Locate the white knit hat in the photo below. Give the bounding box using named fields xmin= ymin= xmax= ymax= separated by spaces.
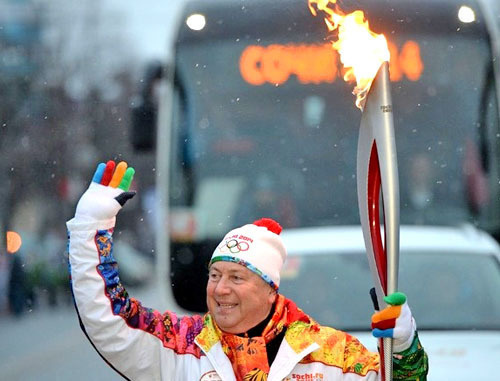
xmin=209 ymin=218 xmax=287 ymax=290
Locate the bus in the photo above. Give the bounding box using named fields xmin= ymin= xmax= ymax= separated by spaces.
xmin=131 ymin=0 xmax=500 ymax=313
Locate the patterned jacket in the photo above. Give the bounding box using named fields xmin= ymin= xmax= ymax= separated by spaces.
xmin=67 ymin=217 xmax=427 ymax=381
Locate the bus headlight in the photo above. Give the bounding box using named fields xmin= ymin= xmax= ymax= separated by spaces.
xmin=458 ymin=6 xmax=475 ymax=23
xmin=186 ymin=13 xmax=206 ymax=31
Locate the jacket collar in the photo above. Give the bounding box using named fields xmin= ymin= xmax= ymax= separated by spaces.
xmin=195 ymin=315 xmax=236 ymax=381
xmin=267 ymin=320 xmax=321 ymax=381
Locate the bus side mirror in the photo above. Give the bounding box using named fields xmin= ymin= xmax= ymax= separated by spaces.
xmin=131 ymin=99 xmax=157 ymax=151
xmin=130 ymin=61 xmax=164 ymax=152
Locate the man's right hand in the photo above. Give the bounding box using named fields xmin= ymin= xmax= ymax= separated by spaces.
xmin=74 ymin=160 xmax=135 ymax=222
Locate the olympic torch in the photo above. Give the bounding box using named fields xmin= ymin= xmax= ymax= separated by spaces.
xmin=308 ymin=1 xmax=399 ymax=380
xmin=357 ymin=61 xmax=399 ymax=381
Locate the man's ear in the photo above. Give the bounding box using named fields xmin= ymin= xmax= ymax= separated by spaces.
xmin=268 ymin=288 xmax=277 ymax=301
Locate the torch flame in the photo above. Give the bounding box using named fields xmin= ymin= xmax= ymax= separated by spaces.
xmin=309 ymin=0 xmax=390 ymax=109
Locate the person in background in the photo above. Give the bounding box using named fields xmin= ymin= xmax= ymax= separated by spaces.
xmin=67 ymin=160 xmax=428 ymax=380
xmin=8 ymin=254 xmax=28 ymax=316
xmin=234 ymin=172 xmax=300 ymax=229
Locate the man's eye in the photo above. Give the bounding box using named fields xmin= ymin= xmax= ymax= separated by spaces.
xmin=209 ymin=273 xmax=220 ymax=280
xmin=232 ymin=275 xmax=243 ymax=282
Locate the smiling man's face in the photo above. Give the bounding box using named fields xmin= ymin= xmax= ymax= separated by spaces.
xmin=206 ymin=261 xmax=276 ymax=334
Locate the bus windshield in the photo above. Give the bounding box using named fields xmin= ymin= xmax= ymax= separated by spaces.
xmin=161 ymin=0 xmax=500 ymax=312
xmin=168 ymin=29 xmax=499 ymax=240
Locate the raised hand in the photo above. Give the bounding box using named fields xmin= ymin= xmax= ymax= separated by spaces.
xmin=75 ymin=160 xmax=136 ymax=222
xmin=371 ymin=292 xmax=416 ymax=352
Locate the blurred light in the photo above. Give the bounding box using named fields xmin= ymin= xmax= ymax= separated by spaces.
xmin=186 ymin=14 xmax=206 ymax=31
xmin=6 ymin=231 xmax=22 ymax=254
xmin=458 ymin=6 xmax=475 ymax=23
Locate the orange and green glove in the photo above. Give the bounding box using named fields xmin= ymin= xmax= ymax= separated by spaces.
xmin=75 ymin=160 xmax=136 ymax=221
xmin=371 ymin=291 xmax=416 ymax=352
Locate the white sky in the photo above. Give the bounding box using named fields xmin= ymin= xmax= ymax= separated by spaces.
xmin=104 ymin=0 xmax=187 ymax=62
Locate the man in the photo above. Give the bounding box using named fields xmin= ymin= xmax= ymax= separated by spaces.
xmin=67 ymin=160 xmax=428 ymax=380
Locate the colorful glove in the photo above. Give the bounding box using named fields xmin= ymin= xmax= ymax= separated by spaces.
xmin=371 ymin=292 xmax=416 ymax=352
xmin=75 ymin=160 xmax=136 ymax=222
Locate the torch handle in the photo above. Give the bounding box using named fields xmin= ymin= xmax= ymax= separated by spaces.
xmin=383 ymin=338 xmax=393 ymax=380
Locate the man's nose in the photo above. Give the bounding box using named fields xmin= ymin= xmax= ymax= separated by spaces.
xmin=214 ymin=277 xmax=231 ymax=295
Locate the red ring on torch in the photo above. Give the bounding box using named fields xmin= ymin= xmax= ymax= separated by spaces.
xmin=368 ymin=141 xmax=389 ymax=379
xmin=367 ymin=142 xmax=388 ymax=294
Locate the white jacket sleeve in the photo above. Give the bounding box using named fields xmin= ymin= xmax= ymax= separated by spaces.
xmin=67 ymin=217 xmax=204 ymax=381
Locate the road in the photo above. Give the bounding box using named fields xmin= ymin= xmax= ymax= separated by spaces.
xmin=0 ymin=281 xmax=160 ymax=381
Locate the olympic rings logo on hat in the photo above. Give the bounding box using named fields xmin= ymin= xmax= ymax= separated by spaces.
xmin=218 ymin=239 xmax=250 ymax=254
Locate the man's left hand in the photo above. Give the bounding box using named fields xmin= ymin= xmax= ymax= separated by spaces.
xmin=371 ymin=292 xmax=416 ymax=352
